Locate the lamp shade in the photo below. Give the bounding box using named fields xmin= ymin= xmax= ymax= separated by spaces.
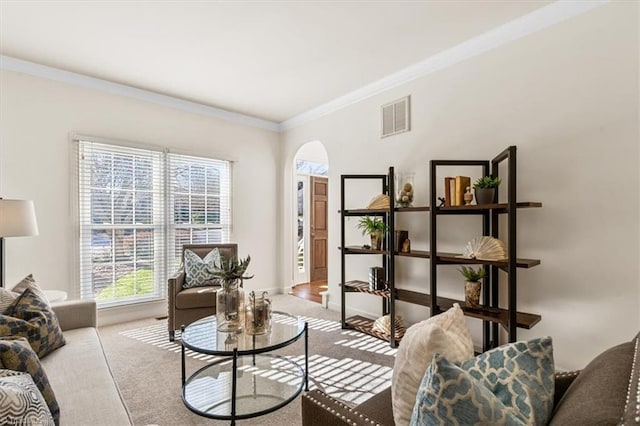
xmin=0 ymin=199 xmax=39 ymax=237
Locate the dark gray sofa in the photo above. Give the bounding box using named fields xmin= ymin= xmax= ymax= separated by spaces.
xmin=302 ymin=333 xmax=639 ymax=425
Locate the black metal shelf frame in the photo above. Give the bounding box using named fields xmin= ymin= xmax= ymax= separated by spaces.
xmin=340 ymin=173 xmax=398 ymax=346
xmin=430 ymin=146 xmax=523 ymax=351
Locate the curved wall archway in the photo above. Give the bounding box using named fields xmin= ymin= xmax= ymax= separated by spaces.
xmin=286 ymin=141 xmax=329 ymax=300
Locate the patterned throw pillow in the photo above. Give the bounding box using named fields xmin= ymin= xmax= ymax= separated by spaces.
xmin=392 ymin=304 xmax=474 ymax=426
xmin=0 ymin=369 xmax=55 ymax=426
xmin=0 ymin=338 xmax=60 ymax=423
xmin=0 ymin=274 xmax=34 ymax=314
xmin=411 ymin=337 xmax=555 ymax=426
xmin=0 ymin=289 xmax=19 ymax=314
xmin=183 ymin=248 xmax=222 ymax=289
xmin=0 ymin=285 xmax=66 ymax=358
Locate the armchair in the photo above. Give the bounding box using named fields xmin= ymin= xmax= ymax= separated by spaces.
xmin=167 ymin=243 xmax=238 ymax=341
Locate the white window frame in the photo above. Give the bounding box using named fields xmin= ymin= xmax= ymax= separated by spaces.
xmin=75 ymin=136 xmax=233 ymax=308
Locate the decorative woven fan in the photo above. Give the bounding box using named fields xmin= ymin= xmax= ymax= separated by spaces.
xmin=461 ymin=236 xmax=508 ymax=261
xmin=372 ymin=314 xmax=404 ymax=335
xmin=367 ymin=194 xmax=390 ymax=209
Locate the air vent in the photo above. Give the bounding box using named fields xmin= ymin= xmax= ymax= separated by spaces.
xmin=381 ymin=95 xmax=411 ymax=138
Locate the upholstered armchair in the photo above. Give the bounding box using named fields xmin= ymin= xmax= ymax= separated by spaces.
xmin=167 ymin=243 xmax=238 ymax=341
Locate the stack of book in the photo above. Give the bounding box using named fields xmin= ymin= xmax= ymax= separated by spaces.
xmin=443 ymin=176 xmax=471 ymax=206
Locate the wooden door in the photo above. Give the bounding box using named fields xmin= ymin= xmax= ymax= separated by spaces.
xmin=310 ymin=176 xmax=328 ymax=282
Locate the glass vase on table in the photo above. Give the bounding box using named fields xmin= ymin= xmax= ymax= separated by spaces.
xmin=216 ymin=279 xmax=245 ymax=332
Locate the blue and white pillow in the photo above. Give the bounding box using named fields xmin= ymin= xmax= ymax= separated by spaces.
xmin=183 ymin=248 xmax=221 ymax=289
xmin=411 ymin=337 xmax=554 ymax=426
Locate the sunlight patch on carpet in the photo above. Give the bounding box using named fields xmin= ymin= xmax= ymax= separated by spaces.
xmin=118 ymin=315 xmax=394 ymax=404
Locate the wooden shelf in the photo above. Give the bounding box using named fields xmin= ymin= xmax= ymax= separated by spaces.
xmin=436 ymin=253 xmax=541 ymax=269
xmin=344 ymin=315 xmax=405 ymax=343
xmin=395 ymin=206 xmax=430 ymax=212
xmin=342 ymin=246 xmax=389 ymax=255
xmin=395 ymin=249 xmax=431 ymax=259
xmin=436 ymin=202 xmax=542 ymax=215
xmin=342 ymin=280 xmax=390 ymax=298
xmin=395 ymin=289 xmax=541 ymax=329
xmin=340 ymin=208 xmax=387 ymax=216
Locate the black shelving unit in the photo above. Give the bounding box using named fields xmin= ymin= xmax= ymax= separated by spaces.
xmin=430 ymin=146 xmax=542 ymax=351
xmin=339 ymin=173 xmax=397 ymax=345
xmin=339 ymin=147 xmax=542 ymax=351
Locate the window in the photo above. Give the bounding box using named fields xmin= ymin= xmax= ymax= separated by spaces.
xmin=77 ymin=139 xmax=232 ymax=307
xmin=168 ymin=153 xmax=232 ymax=272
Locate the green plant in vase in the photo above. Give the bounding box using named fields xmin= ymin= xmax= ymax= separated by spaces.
xmin=212 ymin=255 xmax=254 ymax=332
xmin=356 ymin=216 xmax=389 ymax=250
xmin=473 ymin=175 xmax=502 ymax=205
xmin=458 ymin=266 xmax=486 ymax=307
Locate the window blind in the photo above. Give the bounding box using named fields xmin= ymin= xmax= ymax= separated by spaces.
xmin=78 ymin=140 xmax=166 ymax=307
xmin=167 ymin=153 xmax=232 ymax=274
xmin=76 ymin=138 xmax=233 ymax=308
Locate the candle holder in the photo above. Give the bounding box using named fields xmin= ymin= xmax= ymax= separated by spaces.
xmin=246 ymin=291 xmax=272 ymax=335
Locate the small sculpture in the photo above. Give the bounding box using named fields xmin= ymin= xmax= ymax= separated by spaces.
xmin=372 ymin=314 xmax=404 ymax=336
xmin=367 ymin=194 xmax=390 ymax=209
xmin=437 ymin=197 xmax=446 ymax=207
xmin=401 ymin=239 xmax=411 ymax=253
xmin=463 ymin=186 xmax=473 ymax=206
xmin=461 ymin=236 xmax=507 ymax=261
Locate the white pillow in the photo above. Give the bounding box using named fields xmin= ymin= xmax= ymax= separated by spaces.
xmin=391 ymin=303 xmax=474 ymax=426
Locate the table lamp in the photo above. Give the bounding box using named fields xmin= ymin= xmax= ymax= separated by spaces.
xmin=0 ymin=199 xmax=39 ymax=288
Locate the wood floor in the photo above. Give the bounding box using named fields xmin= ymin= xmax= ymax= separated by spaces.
xmin=291 ymin=280 xmax=327 ymax=304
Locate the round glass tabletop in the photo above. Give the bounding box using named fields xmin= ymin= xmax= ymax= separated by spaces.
xmin=181 ymin=311 xmax=305 ymax=356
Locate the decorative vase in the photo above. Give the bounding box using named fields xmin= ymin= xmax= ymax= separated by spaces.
xmin=370 ymin=232 xmax=383 ymax=250
xmin=464 ymin=281 xmax=482 ymax=307
xmin=246 ymin=291 xmax=272 ymax=335
xmin=395 ymin=173 xmax=415 ymax=207
xmin=216 ymin=279 xmax=245 ymax=332
xmin=474 ymin=188 xmax=496 ymax=205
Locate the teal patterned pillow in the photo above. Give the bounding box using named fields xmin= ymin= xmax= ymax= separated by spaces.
xmin=411 ymin=337 xmax=554 ymax=426
xmin=183 ymin=248 xmax=221 ymax=289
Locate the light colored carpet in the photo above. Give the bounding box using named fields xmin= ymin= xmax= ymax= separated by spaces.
xmin=99 ymin=295 xmax=396 ymax=425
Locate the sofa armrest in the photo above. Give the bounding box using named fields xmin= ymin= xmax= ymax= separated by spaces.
xmin=302 ymin=390 xmax=385 ymax=426
xmin=553 ymin=370 xmax=580 ymax=409
xmin=51 ymin=300 xmax=97 ymax=331
xmin=168 ymin=271 xmax=185 ymax=297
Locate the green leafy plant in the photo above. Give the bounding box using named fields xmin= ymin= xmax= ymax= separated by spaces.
xmin=212 ymin=255 xmax=254 ymax=285
xmin=473 ymin=175 xmax=502 ymax=189
xmin=356 ymin=216 xmax=388 ymax=236
xmin=458 ymin=266 xmax=486 ymax=282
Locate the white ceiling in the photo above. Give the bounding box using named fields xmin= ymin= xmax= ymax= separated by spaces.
xmin=0 ymin=1 xmax=551 ymax=123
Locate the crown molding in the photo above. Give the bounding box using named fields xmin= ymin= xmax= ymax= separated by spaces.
xmin=280 ymin=0 xmax=608 ymax=131
xmin=0 ymin=0 xmax=608 ymax=134
xmin=0 ymin=55 xmax=280 ymax=132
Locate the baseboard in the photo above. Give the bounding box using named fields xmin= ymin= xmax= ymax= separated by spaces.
xmin=328 ymin=301 xmax=379 ymax=320
xmin=98 ymin=300 xmax=167 ymax=327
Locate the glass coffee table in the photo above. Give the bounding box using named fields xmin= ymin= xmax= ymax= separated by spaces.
xmin=180 ymin=312 xmax=308 ymax=425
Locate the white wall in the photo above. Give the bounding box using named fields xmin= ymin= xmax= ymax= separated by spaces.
xmin=0 ymin=70 xmax=281 ymax=324
xmin=281 ymin=2 xmax=639 ymax=370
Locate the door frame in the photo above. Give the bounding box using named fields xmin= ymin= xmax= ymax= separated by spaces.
xmin=293 ymin=175 xmax=310 ymax=285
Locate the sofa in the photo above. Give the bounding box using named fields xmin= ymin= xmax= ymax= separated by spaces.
xmin=43 ymin=300 xmax=132 ymax=425
xmin=302 ymin=332 xmax=640 ymax=425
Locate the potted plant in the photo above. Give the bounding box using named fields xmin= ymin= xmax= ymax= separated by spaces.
xmin=473 ymin=175 xmax=502 ymax=205
xmin=458 ymin=265 xmax=486 ymax=307
xmin=212 ymin=255 xmax=254 ymax=332
xmin=356 ymin=216 xmax=388 ymax=250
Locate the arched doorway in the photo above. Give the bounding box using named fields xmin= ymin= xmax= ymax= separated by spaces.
xmin=291 ymin=141 xmax=328 ymax=304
